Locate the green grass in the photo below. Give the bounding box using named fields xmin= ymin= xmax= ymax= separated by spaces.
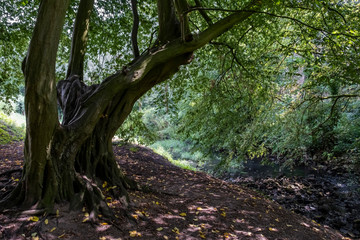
xmin=0 ymin=111 xmax=25 ymax=144
xmin=151 ymin=145 xmax=198 ymax=171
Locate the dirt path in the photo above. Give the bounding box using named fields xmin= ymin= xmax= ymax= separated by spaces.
xmin=0 ymin=142 xmax=348 ymax=239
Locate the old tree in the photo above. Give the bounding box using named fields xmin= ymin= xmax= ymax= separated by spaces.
xmin=0 ymin=0 xmax=357 ymax=218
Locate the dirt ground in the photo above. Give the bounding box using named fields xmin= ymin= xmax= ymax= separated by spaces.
xmin=0 ymin=142 xmax=350 ymax=239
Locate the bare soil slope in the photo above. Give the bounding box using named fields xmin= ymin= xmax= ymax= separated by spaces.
xmin=0 ymin=142 xmax=348 ymax=239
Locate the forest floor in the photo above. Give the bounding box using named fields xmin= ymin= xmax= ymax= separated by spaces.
xmin=0 ymin=142 xmax=350 ymax=240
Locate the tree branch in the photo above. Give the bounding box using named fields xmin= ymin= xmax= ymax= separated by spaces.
xmin=67 ymin=0 xmax=94 ymax=80
xmin=157 ymin=0 xmax=180 ymax=43
xmin=194 ymin=0 xmax=213 ymax=25
xmin=131 ymin=0 xmax=140 ymax=58
xmin=173 ymin=0 xmax=191 ymax=41
xmin=65 ymin=0 xmax=265 ymax=134
xmin=183 ymin=6 xmax=357 ymax=39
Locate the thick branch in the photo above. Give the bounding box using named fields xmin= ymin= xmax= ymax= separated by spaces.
xmin=65 ymin=0 xmax=265 ymax=138
xmin=131 ymin=0 xmax=140 ymax=58
xmin=67 ymin=0 xmax=94 ymax=79
xmin=157 ymin=0 xmax=180 ymax=43
xmin=194 ymin=0 xmax=213 ymax=25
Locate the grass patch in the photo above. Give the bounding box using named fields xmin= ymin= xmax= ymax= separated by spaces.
xmin=0 ymin=111 xmax=25 ymax=144
xmin=151 ymin=145 xmax=198 ymax=171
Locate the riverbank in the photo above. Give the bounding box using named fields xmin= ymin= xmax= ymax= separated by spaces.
xmin=224 ymin=160 xmax=360 ymax=239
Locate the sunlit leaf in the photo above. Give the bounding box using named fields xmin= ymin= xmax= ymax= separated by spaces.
xmin=29 ymin=216 xmax=39 ymax=222
xmin=179 ymin=212 xmax=186 ymax=217
xmin=45 ymin=219 xmax=48 ymax=225
xmin=129 ymin=230 xmax=142 ymax=237
xmin=156 ymin=227 xmax=163 ymax=231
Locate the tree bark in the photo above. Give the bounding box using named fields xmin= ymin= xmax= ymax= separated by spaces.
xmin=67 ymin=0 xmax=94 ymax=80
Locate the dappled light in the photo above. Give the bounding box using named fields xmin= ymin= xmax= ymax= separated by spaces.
xmin=0 ymin=142 xmax=347 ymax=239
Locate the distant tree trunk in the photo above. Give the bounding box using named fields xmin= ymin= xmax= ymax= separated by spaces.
xmin=0 ymin=0 xmax=264 ymax=216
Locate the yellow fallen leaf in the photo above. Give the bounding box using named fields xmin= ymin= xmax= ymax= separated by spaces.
xmin=56 ymin=209 xmax=59 ymax=217
xmin=199 ymin=232 xmax=206 ymax=239
xmin=100 ymin=222 xmax=108 ymax=225
xmin=269 ymin=227 xmax=278 ymax=232
xmin=58 ymin=233 xmax=66 ymax=238
xmin=196 ymin=207 xmax=203 ymax=210
xmin=163 ymin=236 xmax=169 ymax=240
xmin=45 ymin=219 xmax=48 ymax=225
xmin=129 ymin=230 xmax=141 ymax=237
xmin=29 ymin=216 xmax=39 ymax=222
xmin=172 ymin=227 xmax=180 ymax=234
xmin=102 ymin=181 xmax=107 ymax=188
xmin=220 ymin=212 xmax=226 ymax=217
xmin=179 ymin=212 xmax=187 ymax=217
xmin=156 ymin=227 xmax=163 ymax=231
xmin=50 ymin=227 xmax=56 ymax=232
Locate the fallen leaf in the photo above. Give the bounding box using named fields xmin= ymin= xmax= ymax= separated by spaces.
xmin=269 ymin=227 xmax=278 ymax=232
xmin=156 ymin=227 xmax=163 ymax=231
xmin=29 ymin=216 xmax=39 ymax=222
xmin=172 ymin=227 xmax=180 ymax=234
xmin=45 ymin=219 xmax=48 ymax=225
xmin=50 ymin=227 xmax=56 ymax=232
xmin=179 ymin=212 xmax=187 ymax=217
xmin=100 ymin=222 xmax=108 ymax=225
xmin=58 ymin=233 xmax=66 ymax=238
xmin=129 ymin=230 xmax=141 ymax=237
xmin=199 ymin=231 xmax=206 ymax=239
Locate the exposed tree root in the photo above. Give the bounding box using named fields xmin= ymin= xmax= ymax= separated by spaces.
xmin=0 ymin=168 xmax=22 ymax=178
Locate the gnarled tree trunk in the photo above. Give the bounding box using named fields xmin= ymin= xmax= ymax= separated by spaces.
xmin=0 ymin=0 xmax=264 ymax=217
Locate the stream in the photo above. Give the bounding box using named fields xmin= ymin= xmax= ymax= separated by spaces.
xmin=222 ymin=159 xmax=360 ymax=239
